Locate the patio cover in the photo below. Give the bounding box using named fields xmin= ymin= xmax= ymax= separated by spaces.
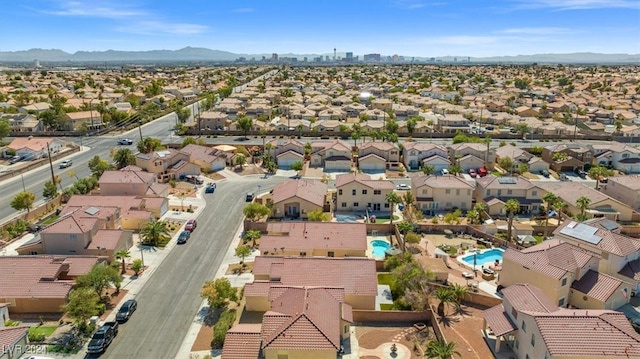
xmin=483 ymin=304 xmax=517 ymax=337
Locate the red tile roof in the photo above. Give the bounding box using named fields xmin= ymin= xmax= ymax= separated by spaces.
xmin=0 ymin=326 xmax=29 ymax=355
xmin=7 ymin=137 xmax=58 ymax=152
xmin=261 ymin=222 xmax=367 ymax=253
xmin=0 ymin=256 xmax=79 ymax=298
xmin=87 ymin=230 xmax=125 ymax=251
xmin=271 ymin=180 xmax=327 ymax=207
xmin=41 ymin=215 xmax=99 ymax=235
xmin=554 ymin=218 xmax=640 ymax=257
xmin=221 ymin=324 xmax=263 ymax=359
xmin=571 ymin=270 xmax=624 ymax=302
xmin=98 ymin=170 xmax=155 ymax=185
xmin=482 ymin=304 xmax=517 ymax=336
xmin=501 ymin=284 xmax=557 ymax=313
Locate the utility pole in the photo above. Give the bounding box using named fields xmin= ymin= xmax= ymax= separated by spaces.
xmin=137 ymin=115 xmax=143 ymax=141
xmin=46 ymin=142 xmax=56 ymax=188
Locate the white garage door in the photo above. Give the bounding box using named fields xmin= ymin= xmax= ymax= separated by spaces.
xmin=360 ymin=162 xmax=385 ymax=171
xmin=326 ymin=161 xmax=352 ymax=171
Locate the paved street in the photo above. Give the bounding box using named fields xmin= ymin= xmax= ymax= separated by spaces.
xmin=103 ymin=175 xmax=286 ymax=358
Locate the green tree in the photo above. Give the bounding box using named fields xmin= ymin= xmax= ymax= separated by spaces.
xmin=433 ymin=287 xmax=455 ymax=317
xmin=115 ymin=249 xmax=130 ymax=274
xmin=137 ymin=137 xmax=164 ymax=153
xmin=397 ymin=221 xmax=413 ymax=234
xmin=588 ymin=165 xmax=613 ymax=190
xmin=451 ymin=283 xmax=471 ymax=311
xmin=131 ymin=258 xmax=143 ymax=276
xmin=235 ymin=154 xmax=246 ymax=169
xmin=176 ymin=107 xmax=191 ymax=123
xmin=576 ymin=195 xmax=591 ymax=219
xmin=140 ymin=220 xmax=170 ymax=246
xmin=385 ymin=192 xmax=401 ymax=225
xmin=385 ymin=119 xmax=399 ymax=134
xmin=498 ymin=156 xmax=514 ymax=174
xmin=200 ymin=278 xmax=238 ymax=309
xmin=504 ymin=199 xmax=520 ymax=242
xmin=243 ymin=202 xmax=270 ymax=222
xmin=542 ymin=192 xmax=558 ymax=239
xmin=425 ymin=339 xmax=461 ymax=359
xmin=42 ymin=180 xmax=59 ymax=201
xmin=243 ymin=229 xmax=261 ymax=247
xmin=406 ymin=116 xmax=419 ymax=134
xmin=181 ymin=136 xmax=197 ymax=148
xmin=421 ymin=164 xmax=435 ymax=175
xmin=235 ymin=245 xmax=251 ymax=265
xmin=290 ymin=161 xmax=303 ymax=172
xmin=63 ymin=287 xmax=103 ymax=325
xmin=111 ymin=148 xmax=136 ymax=169
xmin=0 ymin=118 xmax=10 ymax=141
xmin=87 ymin=155 xmax=113 ymax=178
xmin=76 ymin=263 xmax=122 ymax=296
xmin=307 ymin=209 xmax=330 ymax=222
xmin=444 ymin=209 xmax=463 ymax=224
xmin=236 ymin=116 xmax=253 ymax=138
xmin=11 ymin=191 xmax=35 ymax=214
xmin=447 ymin=163 xmax=462 ymax=175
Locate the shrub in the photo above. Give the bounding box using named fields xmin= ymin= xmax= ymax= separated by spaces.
xmin=28 ymin=331 xmax=45 ymax=342
xmin=211 ymin=309 xmax=236 ymax=348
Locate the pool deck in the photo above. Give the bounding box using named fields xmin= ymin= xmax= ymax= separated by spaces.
xmin=366 ymin=235 xmax=393 ymax=259
xmin=456 ymin=247 xmax=505 ymax=269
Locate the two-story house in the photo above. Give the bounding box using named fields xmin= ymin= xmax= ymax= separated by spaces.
xmin=495 ymin=145 xmax=549 ymax=174
xmin=437 ymin=114 xmax=470 ymax=133
xmin=98 ymin=169 xmax=166 ymax=197
xmin=335 ymin=173 xmax=394 ymax=212
xmin=402 ymin=142 xmax=449 ymax=171
xmin=135 ymin=149 xmax=200 ymax=182
xmin=475 ymin=176 xmax=541 ymax=216
xmin=411 ymin=175 xmax=475 ymax=214
xmin=259 ymin=222 xmax=366 ymax=257
xmin=65 ymin=110 xmax=104 ymax=130
xmin=483 ymin=283 xmax=640 ymax=359
xmin=180 ymin=144 xmax=228 ymax=172
xmin=600 ymin=175 xmax=640 ymax=212
xmin=357 ymin=141 xmax=400 ymax=171
xmin=2 ymin=113 xmax=43 ymax=132
xmin=448 ymin=143 xmax=496 ymax=170
xmin=310 ymin=140 xmax=352 ymax=171
xmin=265 ymin=138 xmax=305 ymax=169
xmin=542 ymin=143 xmax=593 ymax=172
xmin=590 ymin=142 xmax=640 ymax=174
xmin=198 ymin=111 xmax=229 ymax=130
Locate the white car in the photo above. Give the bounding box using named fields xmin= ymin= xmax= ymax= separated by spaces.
xmin=396 ymin=184 xmax=411 ymax=190
xmin=59 ymin=159 xmax=72 ymax=169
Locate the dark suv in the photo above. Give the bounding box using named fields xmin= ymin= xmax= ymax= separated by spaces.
xmin=87 ymin=321 xmax=118 ymax=353
xmin=116 ymin=299 xmax=137 ymax=322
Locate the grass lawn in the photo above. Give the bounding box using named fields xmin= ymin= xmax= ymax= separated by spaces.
xmin=534 ymin=235 xmax=545 ymax=243
xmin=372 ymin=215 xmax=400 ymax=224
xmin=29 ymin=326 xmax=57 ymax=338
xmin=380 ymin=303 xmax=394 ymax=310
xmin=378 ymin=273 xmax=393 ymax=286
xmin=41 ymin=215 xmax=60 ymax=225
xmin=491 ymin=171 xmax=502 ymax=177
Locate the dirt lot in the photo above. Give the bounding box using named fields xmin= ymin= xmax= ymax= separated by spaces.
xmin=233 ymin=164 xmax=265 ymax=176
xmin=434 ymin=304 xmax=494 ymax=359
xmin=356 ymin=323 xmax=434 ymax=358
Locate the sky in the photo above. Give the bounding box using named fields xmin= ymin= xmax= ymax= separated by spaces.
xmin=1 ymin=0 xmax=639 ymax=57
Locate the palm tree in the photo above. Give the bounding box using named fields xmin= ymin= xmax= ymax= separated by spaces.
xmin=588 ymin=165 xmax=612 ymax=190
xmin=112 ymin=148 xmax=136 ymax=169
xmin=450 ymin=284 xmax=470 ymax=311
xmin=140 ymin=220 xmax=170 ymax=247
xmin=504 ymin=199 xmax=520 ymax=242
xmin=553 ymin=199 xmax=568 ymax=224
xmin=385 ymin=192 xmax=402 ymax=225
xmin=115 ymin=249 xmax=130 ymax=274
xmin=576 ymin=195 xmax=591 ymax=220
xmin=425 ymin=339 xmax=461 ymax=359
xmin=421 ymin=164 xmax=436 ymax=175
xmin=542 ymin=192 xmax=558 ymax=239
xmin=433 ymin=287 xmax=455 ymax=317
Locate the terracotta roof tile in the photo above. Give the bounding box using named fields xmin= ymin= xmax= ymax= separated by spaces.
xmin=0 ymin=327 xmax=29 ymax=355
xmin=482 ymin=304 xmax=517 ymax=336
xmin=271 ymin=180 xmax=327 ymax=207
xmin=222 ymin=324 xmax=262 ymax=359
xmin=571 ymin=270 xmax=624 ymax=302
xmin=501 ymin=284 xmax=557 ymax=313
xmin=504 ymin=240 xmax=598 ymax=280
xmin=261 ymin=222 xmax=367 ymax=253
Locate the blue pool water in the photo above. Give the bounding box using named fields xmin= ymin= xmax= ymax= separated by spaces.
xmin=335 ymin=214 xmax=359 ymax=222
xmin=461 ymin=248 xmax=504 ymax=267
xmin=371 ymin=239 xmax=391 ymax=258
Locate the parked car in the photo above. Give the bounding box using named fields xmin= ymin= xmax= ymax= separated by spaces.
xmin=205 ymin=183 xmax=216 ymax=194
xmin=476 ymin=167 xmax=488 ymax=177
xmin=396 ymin=184 xmax=410 ymax=190
xmin=59 ymin=159 xmax=72 ymax=169
xmin=177 ymin=230 xmax=190 ymax=244
xmin=185 ymin=175 xmax=204 ymax=185
xmin=117 ymin=138 xmax=133 ymax=145
xmin=87 ymin=322 xmax=118 ymax=353
xmin=575 ymin=168 xmax=587 ymax=179
xmin=540 ymin=169 xmax=550 ymax=178
xmin=185 ymin=219 xmax=197 ymax=232
xmin=8 ymin=155 xmax=21 ymax=164
xmin=246 ymin=192 xmax=255 ymax=202
xmin=440 ymin=168 xmax=450 ymax=176
xmin=559 ymin=173 xmax=569 ymax=181
xmin=116 ymin=299 xmax=137 ymax=322
xmin=468 ymin=168 xmax=477 ymax=178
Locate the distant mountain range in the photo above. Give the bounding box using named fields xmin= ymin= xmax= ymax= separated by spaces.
xmin=0 ymin=47 xmax=639 ymax=64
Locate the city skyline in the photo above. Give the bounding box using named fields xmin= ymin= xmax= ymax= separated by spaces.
xmin=1 ymin=0 xmax=639 ymax=57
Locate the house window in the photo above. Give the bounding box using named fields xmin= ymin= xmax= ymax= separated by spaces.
xmin=522 ymin=321 xmax=526 ymax=332
xmin=531 ymin=334 xmax=535 ymax=347
xmin=70 ymin=234 xmax=77 ymax=241
xmin=561 ymin=277 xmax=567 ymax=286
xmin=341 ymin=202 xmax=347 ymax=208
xmin=445 ymin=189 xmax=451 ymax=194
xmin=507 ymin=189 xmax=512 ymax=195
xmin=367 ymin=203 xmax=371 ymax=208
xmin=328 ymin=251 xmax=334 ymax=257
xmin=354 ymin=202 xmax=359 ymax=207
xmin=300 ymin=252 xmax=306 ymax=256
xmin=362 ymin=189 xmax=368 ymax=195
xmin=511 ymin=307 xmax=518 ymax=320
xmin=344 ymin=325 xmax=348 ymax=334
xmin=558 ymin=297 xmax=565 ymax=307
xmin=498 ymin=190 xmax=502 ymax=196
xmin=352 ymin=189 xmax=356 ymax=196
xmin=384 ymin=203 xmax=389 ymax=208
xmin=422 ymin=189 xmax=428 ymax=195
xmin=532 ymin=190 xmax=537 ymax=196
xmin=374 ymin=190 xmax=381 ymax=195
xmin=487 ymin=190 xmax=491 ymax=196
xmin=338 ymin=189 xmax=343 ymax=195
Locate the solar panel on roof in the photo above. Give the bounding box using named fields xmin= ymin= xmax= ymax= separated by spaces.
xmin=85 ymin=207 xmax=100 ymax=215
xmin=559 ymin=223 xmax=602 ymax=245
xmin=497 ymin=177 xmax=517 ymax=184
xmin=601 ymin=220 xmax=619 ymax=231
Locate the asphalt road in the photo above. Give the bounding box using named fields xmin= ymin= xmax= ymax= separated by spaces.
xmin=103 ymin=176 xmax=286 ymax=358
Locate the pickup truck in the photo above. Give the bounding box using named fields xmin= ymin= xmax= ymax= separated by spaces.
xmin=87 ymin=321 xmax=118 ymax=354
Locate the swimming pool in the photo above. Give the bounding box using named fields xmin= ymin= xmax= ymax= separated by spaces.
xmin=371 ymin=240 xmax=391 ymax=258
xmin=460 ymin=248 xmax=505 ymax=268
xmin=335 ymin=214 xmax=359 ymax=222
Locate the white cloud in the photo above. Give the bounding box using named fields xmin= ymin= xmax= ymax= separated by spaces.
xmin=511 ymin=0 xmax=640 ymax=10
xmin=498 ymin=27 xmax=575 ymax=35
xmin=116 ymin=21 xmax=208 ymax=35
xmin=42 ymin=1 xmax=144 ymax=18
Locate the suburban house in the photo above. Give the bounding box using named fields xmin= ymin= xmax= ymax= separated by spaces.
xmin=600 ymin=175 xmax=640 ymax=212
xmin=335 ymin=173 xmax=394 ymax=212
xmin=494 ymin=145 xmax=549 ymax=174
xmin=258 ymin=222 xmax=367 ymax=257
xmin=542 ymin=143 xmax=592 ymax=172
xmin=483 ymin=283 xmax=640 ymax=358
xmin=198 ymin=111 xmax=229 ymax=130
xmin=65 ymin=110 xmax=104 ymax=130
xmin=437 ymin=114 xmax=470 ymax=133
xmin=501 ymin=239 xmax=629 ymax=310
xmin=411 ymin=175 xmax=475 ymax=214
xmin=536 ymin=182 xmax=635 ymax=222
xmin=371 ymin=98 xmax=393 ymax=111
xmin=357 ymin=141 xmax=400 ymax=171
xmin=0 ymin=256 xmax=103 ymax=314
xmin=5 ymin=137 xmax=65 ymax=160
xmin=245 ymin=256 xmax=378 ymax=311
xmin=2 ymin=113 xmax=43 ymax=132
xmin=0 ymin=326 xmax=29 ymax=359
xmin=222 ymin=286 xmax=352 ymax=359
xmin=266 ymin=179 xmax=329 ymax=219
xmin=402 ymin=142 xmax=449 ymax=171
xmin=448 ymin=143 xmax=495 ymax=169
xmin=266 ymin=138 xmax=306 ymax=169
xmin=135 ymin=149 xmax=200 ymax=182
xmin=19 ymin=102 xmax=50 ymax=114
xmin=590 ymin=142 xmax=640 ymax=174
xmin=180 ymin=144 xmax=228 ymax=172
xmin=309 ymin=140 xmax=352 ymax=171
xmin=553 ymin=218 xmax=640 ymax=295
xmin=474 ymin=176 xmax=542 ymax=216
xmin=98 ymin=168 xmax=168 ymax=197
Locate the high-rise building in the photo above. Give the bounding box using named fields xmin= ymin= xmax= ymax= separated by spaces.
xmin=272 ymin=53 xmax=278 ymax=61
xmin=345 ymin=52 xmax=353 ymax=63
xmin=363 ymin=53 xmax=381 ymax=62
xmin=34 ymin=59 xmax=40 ymax=68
